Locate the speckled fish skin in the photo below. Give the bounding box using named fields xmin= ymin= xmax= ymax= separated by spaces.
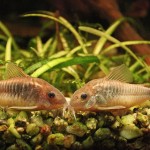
xmin=0 ymin=63 xmax=66 ymax=110
xmin=71 ymin=79 xmax=150 ymax=111
xmin=70 ymin=65 xmax=150 ymax=111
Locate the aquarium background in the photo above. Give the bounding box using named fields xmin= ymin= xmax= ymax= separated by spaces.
xmin=0 ymin=1 xmax=150 ymax=149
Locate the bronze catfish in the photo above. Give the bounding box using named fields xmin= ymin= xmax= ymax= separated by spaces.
xmin=70 ymin=65 xmax=150 ymax=113
xmin=0 ymin=62 xmax=66 ymax=110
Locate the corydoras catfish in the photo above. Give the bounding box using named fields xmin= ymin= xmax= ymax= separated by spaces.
xmin=0 ymin=62 xmax=66 ymax=110
xmin=70 ymin=65 xmax=150 ymax=114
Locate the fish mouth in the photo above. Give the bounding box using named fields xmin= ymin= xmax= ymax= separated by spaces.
xmin=70 ymin=96 xmax=96 ymax=111
xmin=70 ymin=99 xmax=85 ymax=109
xmin=49 ymin=97 xmax=67 ymax=107
xmin=70 ymin=102 xmax=91 ymax=111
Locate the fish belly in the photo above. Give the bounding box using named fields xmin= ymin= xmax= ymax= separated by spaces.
xmin=0 ymin=94 xmax=28 ymax=107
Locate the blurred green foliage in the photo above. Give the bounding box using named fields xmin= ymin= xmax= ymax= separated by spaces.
xmin=0 ymin=11 xmax=150 ymax=96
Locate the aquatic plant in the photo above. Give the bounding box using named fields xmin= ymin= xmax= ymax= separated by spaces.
xmin=0 ymin=11 xmax=149 ymax=149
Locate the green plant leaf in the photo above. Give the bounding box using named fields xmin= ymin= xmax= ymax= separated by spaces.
xmin=62 ymin=67 xmax=80 ymax=80
xmin=43 ymin=37 xmax=53 ymax=54
xmin=5 ymin=38 xmax=12 ymax=62
xmin=25 ymin=51 xmax=68 ymax=74
xmin=94 ymin=18 xmax=126 ymax=55
xmin=102 ymin=41 xmax=150 ymax=54
xmin=0 ymin=21 xmax=19 ymax=51
xmin=36 ymin=36 xmax=43 ymax=57
xmin=52 ymin=56 xmax=100 ymax=70
xmin=23 ymin=11 xmax=87 ymax=54
xmin=31 ymin=56 xmax=99 ymax=77
xmin=79 ymin=26 xmax=150 ymax=73
xmin=31 ymin=57 xmax=72 ymax=77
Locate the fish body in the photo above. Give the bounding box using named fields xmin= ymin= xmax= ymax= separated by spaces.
xmin=70 ymin=65 xmax=150 ymax=112
xmin=0 ymin=63 xmax=66 ymax=110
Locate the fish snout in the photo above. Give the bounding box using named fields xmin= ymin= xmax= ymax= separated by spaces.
xmin=70 ymin=95 xmax=79 ymax=106
xmin=39 ymin=88 xmax=67 ymax=110
xmin=50 ymin=92 xmax=66 ymax=106
xmin=70 ymin=94 xmax=88 ymax=111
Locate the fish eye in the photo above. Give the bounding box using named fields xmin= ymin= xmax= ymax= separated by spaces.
xmin=81 ymin=93 xmax=87 ymax=100
xmin=48 ymin=92 xmax=55 ymax=98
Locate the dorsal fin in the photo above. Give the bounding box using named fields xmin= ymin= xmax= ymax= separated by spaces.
xmin=105 ymin=64 xmax=133 ymax=83
xmin=5 ymin=62 xmax=28 ymax=79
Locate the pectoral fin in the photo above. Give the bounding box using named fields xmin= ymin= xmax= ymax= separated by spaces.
xmin=85 ymin=96 xmax=96 ymax=108
xmin=97 ymin=105 xmax=126 ymax=110
xmin=8 ymin=106 xmax=38 ymax=110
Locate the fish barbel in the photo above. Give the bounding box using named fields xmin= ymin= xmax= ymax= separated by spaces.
xmin=0 ymin=62 xmax=66 ymax=110
xmin=70 ymin=64 xmax=150 ymax=112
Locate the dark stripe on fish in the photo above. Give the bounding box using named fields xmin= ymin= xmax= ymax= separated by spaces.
xmin=0 ymin=78 xmax=40 ymax=103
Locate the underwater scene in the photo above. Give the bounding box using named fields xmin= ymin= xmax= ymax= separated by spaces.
xmin=0 ymin=1 xmax=150 ymax=150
